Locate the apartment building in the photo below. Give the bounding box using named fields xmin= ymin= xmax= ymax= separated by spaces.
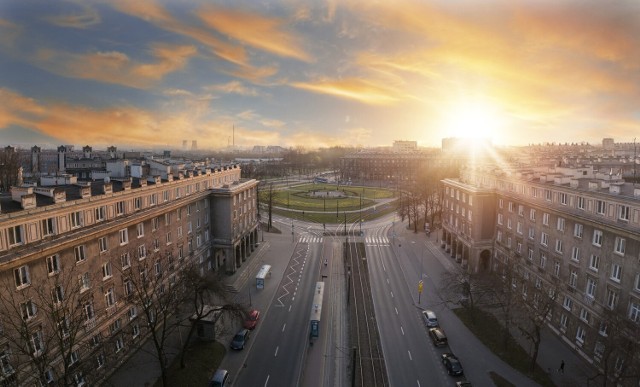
xmin=0 ymin=164 xmax=258 ymax=385
xmin=442 ymin=165 xmax=640 ymax=370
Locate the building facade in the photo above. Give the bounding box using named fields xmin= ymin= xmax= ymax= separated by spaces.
xmin=442 ymin=165 xmax=640 ymax=374
xmin=0 ymin=164 xmax=258 ymax=385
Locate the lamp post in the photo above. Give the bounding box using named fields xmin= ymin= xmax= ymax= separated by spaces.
xmin=291 ymin=221 xmax=294 ymax=243
xmin=359 ymin=193 xmax=362 ymax=234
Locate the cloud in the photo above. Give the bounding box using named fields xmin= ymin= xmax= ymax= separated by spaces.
xmin=44 ymin=3 xmax=101 ymax=29
xmin=33 ymin=43 xmax=197 ymax=89
xmin=291 ymin=78 xmax=402 ymax=105
xmin=260 ymin=119 xmax=286 ymax=128
xmin=206 ymin=81 xmax=259 ymax=96
xmin=198 ymin=5 xmax=313 ymax=62
xmin=0 ymin=18 xmax=22 ymax=48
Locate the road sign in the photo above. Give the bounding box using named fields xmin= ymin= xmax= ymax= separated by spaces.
xmin=418 ymin=280 xmax=424 ymax=293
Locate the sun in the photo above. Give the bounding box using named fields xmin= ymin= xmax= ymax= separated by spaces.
xmin=440 ymin=99 xmax=503 ymax=140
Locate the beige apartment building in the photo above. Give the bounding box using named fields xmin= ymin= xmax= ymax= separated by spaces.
xmin=442 ymin=165 xmax=640 ymax=371
xmin=0 ymin=165 xmax=258 ymax=385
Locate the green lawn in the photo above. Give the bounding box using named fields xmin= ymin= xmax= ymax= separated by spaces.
xmin=273 ymin=183 xmax=394 ymax=211
xmin=156 ymin=340 xmax=225 ymax=387
xmin=454 ymin=308 xmax=555 ymax=387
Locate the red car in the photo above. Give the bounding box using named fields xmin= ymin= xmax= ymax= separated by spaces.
xmin=243 ymin=310 xmax=260 ymax=330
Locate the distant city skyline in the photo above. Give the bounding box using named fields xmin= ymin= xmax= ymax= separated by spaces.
xmin=1 ymin=1 xmax=639 ymax=150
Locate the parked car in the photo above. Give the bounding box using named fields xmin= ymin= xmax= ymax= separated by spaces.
xmin=230 ymin=329 xmax=250 ymax=350
xmin=421 ymin=310 xmax=438 ymax=327
xmin=243 ymin=309 xmax=260 ymax=330
xmin=456 ymin=381 xmax=472 ymax=387
xmin=428 ymin=327 xmax=448 ymax=347
xmin=209 ymin=369 xmax=229 ymax=387
xmin=442 ymin=353 xmax=464 ymax=376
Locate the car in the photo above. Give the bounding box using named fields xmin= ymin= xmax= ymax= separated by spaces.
xmin=429 ymin=327 xmax=448 ymax=347
xmin=243 ymin=309 xmax=260 ymax=330
xmin=421 ymin=310 xmax=438 ymax=327
xmin=442 ymin=353 xmax=464 ymax=376
xmin=230 ymin=329 xmax=250 ymax=350
xmin=456 ymin=382 xmax=472 ymax=387
xmin=209 ymin=369 xmax=229 ymax=387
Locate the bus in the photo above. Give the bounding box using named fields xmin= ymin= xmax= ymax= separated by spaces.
xmin=255 ymin=264 xmax=271 ymax=289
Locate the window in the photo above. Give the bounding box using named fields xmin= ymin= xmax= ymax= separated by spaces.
xmin=14 ymin=265 xmax=30 ymax=288
xmin=557 ymin=217 xmax=565 ymax=231
xmin=74 ymin=245 xmax=86 ymax=263
xmin=571 ymin=246 xmax=580 ymax=262
xmin=152 ymin=217 xmax=159 ymax=231
xmin=574 ymin=223 xmax=583 ymax=238
xmin=599 ymin=322 xmax=609 ymax=337
xmin=518 ymin=205 xmax=524 ymax=216
xmin=116 ymin=201 xmax=125 ymax=216
xmin=165 ymin=213 xmax=171 ymax=226
xmin=46 ymin=254 xmax=60 ymax=275
xmin=85 ymin=302 xmax=95 ymax=321
xmin=559 ymin=192 xmax=568 ymax=205
xmin=52 ymin=284 xmax=64 ymax=304
xmin=177 ymin=226 xmax=183 ymax=238
xmin=539 ymin=253 xmax=547 ymax=269
xmin=123 ymin=279 xmax=133 ymax=297
xmin=73 ymin=372 xmax=85 ymax=386
xmin=166 ymin=232 xmax=172 ymax=245
xmin=529 ymin=209 xmax=536 ymax=221
xmin=105 ymin=288 xmax=116 ymax=307
xmin=580 ymin=308 xmax=590 ymax=323
xmin=30 ymin=330 xmax=44 ymax=356
xmin=555 ymin=239 xmax=563 ymax=254
xmin=99 ymin=236 xmax=108 ymax=253
xmin=586 ymin=278 xmax=597 ymax=298
xmin=610 ymin=264 xmax=622 ymax=282
xmin=0 ymin=347 xmax=13 ymax=376
xmin=499 ymin=198 xmax=503 ymax=209
xmin=569 ymin=270 xmax=578 ymax=288
xmin=96 ymin=353 xmax=105 ymax=369
xmin=540 ymin=232 xmax=549 ymax=247
xmin=618 ymin=205 xmax=630 ymax=221
xmin=577 ymin=196 xmax=585 ymax=210
xmin=70 ymin=211 xmax=83 ymax=228
xmin=528 ymin=228 xmax=535 ymax=240
xmin=69 ymin=350 xmax=79 ymax=365
xmin=542 ymin=213 xmax=550 ymax=226
xmin=150 ymin=194 xmax=157 ymax=206
xmin=42 ymin=217 xmax=55 ymax=236
xmin=21 ymin=300 xmax=37 ymax=320
xmin=95 ymin=206 xmax=106 ymax=222
xmin=7 ymin=225 xmax=23 ymax=246
xmin=154 ymin=260 xmax=162 ymax=278
xmin=137 ymin=245 xmax=147 ymax=260
xmin=102 ymin=262 xmax=112 ymax=280
xmin=614 ymin=237 xmax=626 ymax=255
xmin=528 ymin=248 xmax=534 ymax=261
xmin=128 ymin=306 xmax=137 ymax=320
xmin=79 ymin=272 xmax=90 ymax=291
xmin=592 ymin=230 xmax=603 ymax=247
xmin=110 ymin=319 xmax=122 ymax=335
xmin=563 ymin=296 xmax=573 ymax=311
xmin=560 ymin=314 xmax=568 ymax=330
xmin=554 ymin=261 xmax=561 ymax=277
xmin=188 ymin=222 xmax=193 ymax=234
xmin=163 ymin=190 xmax=169 ymax=202
xmin=507 ymin=218 xmax=512 ymax=229
xmin=508 ymin=202 xmax=514 ymax=212
xmin=115 ymin=337 xmax=124 ymax=353
xmin=576 ymin=325 xmax=586 ymax=344
xmin=134 ymin=197 xmax=142 ymax=210
xmin=635 ymin=274 xmax=640 ymax=292
xmin=596 ymin=200 xmax=606 ymax=215
xmin=589 ymin=254 xmax=600 ymax=271
xmin=136 ymin=223 xmax=144 ymax=238
xmin=606 ymin=289 xmax=619 ymax=310
xmin=629 ymin=302 xmax=640 ymax=322
xmin=132 ymin=323 xmax=140 ymax=338
xmin=119 ymin=229 xmax=129 ymax=245
xmin=121 ymin=252 xmax=131 ymax=269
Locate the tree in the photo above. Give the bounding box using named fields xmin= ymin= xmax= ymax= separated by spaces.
xmin=513 ymin=275 xmax=560 ymax=373
xmin=177 ymin=265 xmax=245 ymax=369
xmin=258 ymin=182 xmax=276 ymax=231
xmin=439 ymin=265 xmax=493 ymax=321
xmin=0 ymin=263 xmax=97 ymax=386
xmin=592 ymin=306 xmax=640 ymax=386
xmin=118 ymin=249 xmax=186 ymax=387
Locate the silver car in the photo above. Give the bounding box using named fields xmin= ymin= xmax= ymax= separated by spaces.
xmin=422 ymin=310 xmax=438 ymax=327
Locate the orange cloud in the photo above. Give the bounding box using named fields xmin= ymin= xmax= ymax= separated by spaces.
xmin=33 ymin=43 xmax=196 ymax=89
xmin=44 ymin=3 xmax=101 ymax=29
xmin=291 ymin=78 xmax=402 ymax=105
xmin=198 ymin=5 xmax=313 ymax=62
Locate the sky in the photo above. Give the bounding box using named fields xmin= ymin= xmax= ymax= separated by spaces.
xmin=1 ymin=0 xmax=640 ymax=151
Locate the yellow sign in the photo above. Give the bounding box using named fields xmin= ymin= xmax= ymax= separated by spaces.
xmin=418 ymin=280 xmax=423 ymax=293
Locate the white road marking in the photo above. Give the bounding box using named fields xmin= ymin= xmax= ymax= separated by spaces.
xmin=288 ymin=305 xmax=292 ymax=312
xmin=408 ymin=350 xmax=413 ymax=361
xmin=401 ymin=326 xmax=405 ymax=335
xmin=282 ymin=323 xmax=286 ymax=332
xmin=395 ymin=307 xmax=398 ymax=315
xmin=391 ymin=291 xmax=394 ymax=298
xmin=274 ymin=346 xmax=279 ymax=357
xmin=264 ymin=375 xmax=270 ymax=387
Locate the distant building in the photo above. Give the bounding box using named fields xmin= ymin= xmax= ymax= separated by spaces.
xmin=603 ymin=138 xmax=614 ymax=151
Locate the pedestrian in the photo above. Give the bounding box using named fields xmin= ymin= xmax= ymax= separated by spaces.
xmin=559 ymin=360 xmax=565 ymax=374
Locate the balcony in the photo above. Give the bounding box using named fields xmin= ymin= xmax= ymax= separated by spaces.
xmin=105 ymin=303 xmax=119 ymax=317
xmin=583 ymin=295 xmax=595 ymax=305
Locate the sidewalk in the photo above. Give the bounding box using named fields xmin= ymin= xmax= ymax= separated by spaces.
xmin=415 ymin=227 xmax=597 ymax=387
xmin=103 ymin=240 xmax=272 ymax=387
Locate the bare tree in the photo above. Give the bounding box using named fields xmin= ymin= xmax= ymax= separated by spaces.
xmin=177 ymin=265 xmax=245 ymax=369
xmin=480 ymin=257 xmax=520 ymax=351
xmin=513 ymin=275 xmax=560 ymax=373
xmin=0 ymin=263 xmax=97 ymax=386
xmin=118 ymin=249 xmax=186 ymax=387
xmin=592 ymin=306 xmax=640 ymax=386
xmin=439 ymin=265 xmax=493 ymax=321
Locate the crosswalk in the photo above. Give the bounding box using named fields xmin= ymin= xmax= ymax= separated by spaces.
xmin=365 ymin=236 xmax=390 ymax=246
xmin=299 ymin=236 xmax=323 ymax=244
